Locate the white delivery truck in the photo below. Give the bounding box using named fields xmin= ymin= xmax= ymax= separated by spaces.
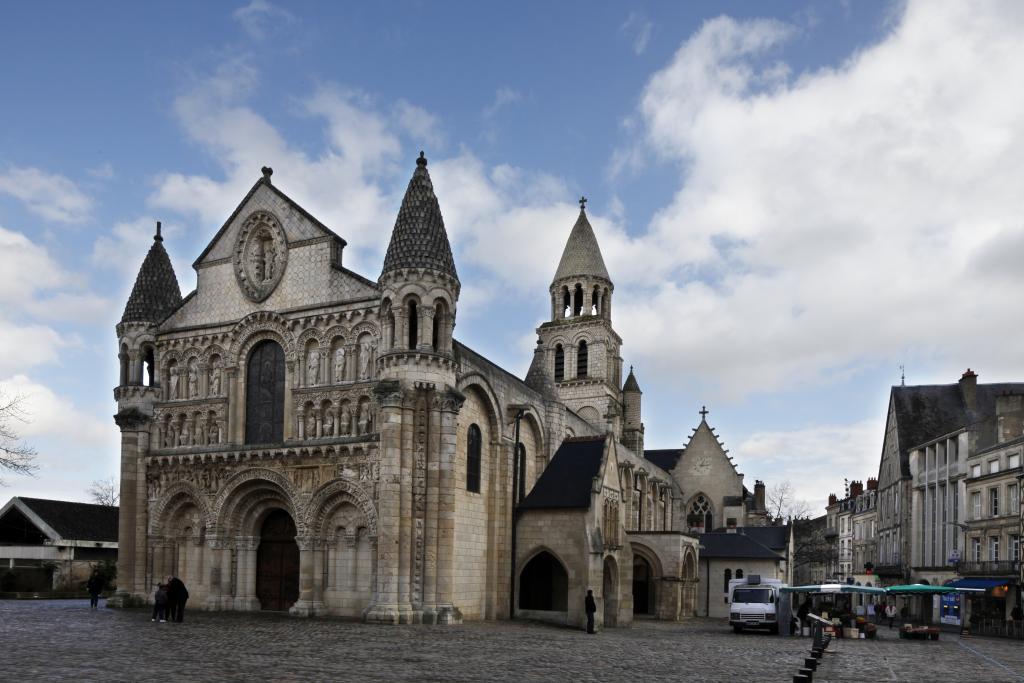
xmin=728 ymin=575 xmax=786 ymax=633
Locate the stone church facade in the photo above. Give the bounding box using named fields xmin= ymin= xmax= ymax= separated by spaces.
xmin=111 ymin=154 xmax=766 ymax=628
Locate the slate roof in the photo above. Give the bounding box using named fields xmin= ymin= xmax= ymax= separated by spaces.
xmin=623 ymin=367 xmax=641 ymax=393
xmin=524 ymin=340 xmax=559 ymax=400
xmin=699 ymin=532 xmax=784 ymax=560
xmin=552 ymin=208 xmax=610 ymax=283
xmin=121 ymin=227 xmax=183 ymax=324
xmin=712 ymin=525 xmax=790 ymax=553
xmin=14 ymin=497 xmax=119 ymax=542
xmin=519 ymin=436 xmax=605 ymax=510
xmin=644 ymin=448 xmax=683 ymax=472
xmin=381 ymin=153 xmax=457 ymax=280
xmin=890 ymin=381 xmax=1024 ymax=474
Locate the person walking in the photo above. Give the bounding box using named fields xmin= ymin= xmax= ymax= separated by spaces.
xmin=152 ymin=583 xmax=168 ymax=623
xmin=86 ymin=571 xmax=104 ymax=610
xmin=585 ymin=589 xmax=597 ymax=634
xmin=167 ymin=576 xmax=189 ymax=623
xmin=885 ymin=602 xmax=897 ymax=629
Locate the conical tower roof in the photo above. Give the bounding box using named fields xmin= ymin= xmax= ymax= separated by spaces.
xmin=552 ymin=205 xmax=609 ymax=284
xmin=120 ymin=223 xmax=183 ymax=325
xmin=623 ymin=366 xmax=641 ymax=393
xmin=381 ymin=152 xmax=458 ymax=280
xmin=525 ymin=339 xmax=559 ymax=400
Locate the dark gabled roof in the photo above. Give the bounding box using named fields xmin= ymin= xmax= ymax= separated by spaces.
xmin=17 ymin=497 xmax=119 ymax=542
xmin=644 ymin=448 xmax=683 ymax=472
xmin=121 ymin=227 xmax=183 ymax=324
xmin=889 ymin=381 xmax=1024 ymax=475
xmin=519 ymin=436 xmax=605 ymax=510
xmin=712 ymin=525 xmax=790 ymax=552
xmin=699 ymin=532 xmax=784 ymax=560
xmin=553 ymin=208 xmax=610 ymax=283
xmin=381 ymin=153 xmax=457 ymax=280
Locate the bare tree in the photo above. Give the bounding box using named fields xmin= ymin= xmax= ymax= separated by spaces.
xmin=88 ymin=477 xmax=119 ymax=506
xmin=766 ymin=480 xmax=812 ymax=525
xmin=0 ymin=390 xmax=38 ymax=485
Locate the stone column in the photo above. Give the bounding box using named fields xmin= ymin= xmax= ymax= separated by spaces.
xmin=397 ymin=390 xmax=415 ymax=622
xmin=234 ymin=537 xmax=260 ymax=611
xmin=290 ymin=536 xmax=323 ymax=617
xmin=283 ymin=361 xmax=294 ymax=440
xmin=345 ymin=534 xmax=358 ymax=596
xmin=394 ymin=309 xmax=408 ymax=351
xmin=297 ymin=408 xmax=305 ymax=440
xmin=419 ymin=307 xmax=435 ymax=351
xmin=421 ymin=393 xmax=441 ymax=622
xmin=434 ymin=388 xmax=465 ymax=625
xmin=109 ymin=408 xmax=151 ymax=607
xmin=364 ymin=381 xmax=404 ymax=624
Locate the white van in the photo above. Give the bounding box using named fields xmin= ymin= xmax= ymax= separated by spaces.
xmin=728 ymin=575 xmax=786 ymax=633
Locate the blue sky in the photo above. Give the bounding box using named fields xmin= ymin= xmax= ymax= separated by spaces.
xmin=3 ymin=0 xmax=1023 ymax=512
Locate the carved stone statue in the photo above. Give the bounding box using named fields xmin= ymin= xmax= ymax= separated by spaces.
xmin=187 ymin=364 xmax=198 ymax=398
xmin=306 ymin=412 xmax=317 ymax=438
xmin=333 ymin=347 xmax=346 ymax=383
xmin=358 ymin=402 xmax=371 ymax=435
xmin=306 ymin=351 xmax=320 ymax=386
xmin=263 ymin=236 xmax=276 ymax=281
xmin=179 ymin=420 xmax=191 ymax=447
xmin=209 ymin=363 xmax=222 ymax=397
xmin=169 ymin=366 xmax=179 ymax=399
xmin=323 ymin=411 xmax=334 ymax=437
xmin=339 ymin=404 xmax=352 ymax=436
xmin=250 ymin=241 xmax=265 ymax=282
xmin=359 ymin=341 xmax=375 ymax=380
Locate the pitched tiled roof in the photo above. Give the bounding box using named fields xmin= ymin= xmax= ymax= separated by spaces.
xmin=699 ymin=532 xmax=783 ymax=560
xmin=644 ymin=448 xmax=683 ymax=472
xmin=16 ymin=497 xmax=119 ymax=542
xmin=519 ymin=436 xmax=605 ymax=510
xmin=524 ymin=340 xmax=559 ymax=400
xmin=121 ymin=228 xmax=183 ymax=324
xmin=381 ymin=153 xmax=457 ymax=279
xmin=552 ymin=209 xmax=610 ymax=283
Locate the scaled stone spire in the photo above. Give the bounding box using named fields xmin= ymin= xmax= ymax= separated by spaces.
xmin=552 ymin=204 xmax=610 ymax=284
xmin=381 ymin=152 xmax=458 ymax=280
xmin=120 ymin=222 xmax=183 ymax=324
xmin=525 ymin=338 xmax=559 ymax=400
xmin=623 ymin=366 xmax=641 ymax=393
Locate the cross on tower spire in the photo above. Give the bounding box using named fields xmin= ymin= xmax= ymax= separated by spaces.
xmin=699 ymin=405 xmax=709 ymax=420
xmin=579 ymin=195 xmax=587 ymax=210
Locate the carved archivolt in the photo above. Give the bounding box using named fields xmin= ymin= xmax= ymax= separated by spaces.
xmin=234 ymin=210 xmax=288 ymax=303
xmin=305 ymin=477 xmax=378 ymax=538
xmin=212 ymin=467 xmax=304 ymax=535
xmin=150 ymin=481 xmax=211 ymax=536
xmin=228 ymin=310 xmax=296 ymax=365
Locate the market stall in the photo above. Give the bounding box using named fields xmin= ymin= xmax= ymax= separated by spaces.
xmin=883 ymin=584 xmax=985 ymax=640
xmin=781 ymin=584 xmax=886 ymax=640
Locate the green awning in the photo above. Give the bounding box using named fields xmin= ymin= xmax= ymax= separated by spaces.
xmin=885 ymin=584 xmax=984 ymax=595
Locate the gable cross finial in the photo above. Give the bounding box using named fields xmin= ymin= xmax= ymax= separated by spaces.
xmin=579 ymin=195 xmax=587 ymax=210
xmin=699 ymin=405 xmax=709 ymax=420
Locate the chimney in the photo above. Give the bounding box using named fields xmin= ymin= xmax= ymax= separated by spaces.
xmin=850 ymin=480 xmax=864 ymax=498
xmin=996 ymin=391 xmax=1024 ymax=443
xmin=828 ymin=493 xmax=838 ymax=506
xmin=960 ymin=369 xmax=978 ymax=413
xmin=866 ymin=477 xmax=878 ymax=491
xmin=754 ymin=480 xmax=766 ymax=512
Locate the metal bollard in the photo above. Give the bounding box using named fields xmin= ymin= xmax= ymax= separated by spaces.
xmin=797 ymin=667 xmax=814 ymax=682
xmin=804 ymin=657 xmax=817 ymax=670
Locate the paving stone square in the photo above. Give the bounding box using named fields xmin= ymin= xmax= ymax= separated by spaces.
xmin=2 ymin=600 xmax=1022 ymax=682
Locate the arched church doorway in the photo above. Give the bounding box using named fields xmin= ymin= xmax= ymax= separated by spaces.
xmin=255 ymin=509 xmax=299 ymax=611
xmin=518 ymin=551 xmax=568 ymax=611
xmin=633 ymin=555 xmax=655 ymax=616
xmin=602 ymin=556 xmax=618 ymax=627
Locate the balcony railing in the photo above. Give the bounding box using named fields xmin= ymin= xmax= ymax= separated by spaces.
xmin=957 ymin=560 xmax=1020 ymax=576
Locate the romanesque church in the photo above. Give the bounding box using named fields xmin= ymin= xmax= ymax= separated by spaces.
xmin=111 ymin=153 xmax=776 ymax=628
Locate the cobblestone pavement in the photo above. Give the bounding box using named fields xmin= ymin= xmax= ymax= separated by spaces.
xmin=2 ymin=600 xmax=1022 ymax=682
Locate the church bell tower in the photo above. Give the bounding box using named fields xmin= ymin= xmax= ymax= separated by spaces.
xmin=536 ymin=198 xmax=624 ymax=435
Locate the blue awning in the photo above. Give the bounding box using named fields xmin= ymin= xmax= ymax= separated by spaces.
xmin=944 ymin=578 xmax=1012 ymax=590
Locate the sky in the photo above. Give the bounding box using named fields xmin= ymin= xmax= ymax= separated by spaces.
xmin=2 ymin=0 xmax=1024 ymax=513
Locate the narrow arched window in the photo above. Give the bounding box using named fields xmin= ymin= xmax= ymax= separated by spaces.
xmin=407 ymin=300 xmax=418 ymax=350
xmin=591 ymin=286 xmax=600 ymax=315
xmin=573 ymin=283 xmax=583 ymax=316
xmin=576 ymin=341 xmax=588 ymax=378
xmin=724 ymin=568 xmax=732 ymax=595
xmin=142 ymin=346 xmax=155 ymax=386
xmin=554 ymin=344 xmax=564 ymax=382
xmin=245 ymin=339 xmax=285 ymax=444
xmin=736 ymin=568 xmax=744 ymax=580
xmin=562 ymin=286 xmax=571 ymax=318
xmin=432 ymin=308 xmax=440 ymax=351
xmin=467 ymin=423 xmax=482 ymax=493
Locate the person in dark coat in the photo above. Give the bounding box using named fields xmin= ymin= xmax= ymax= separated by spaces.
xmin=166 ymin=576 xmax=189 ymax=623
xmin=152 ymin=584 xmax=168 ymax=623
xmin=86 ymin=571 xmax=104 ymax=609
xmin=585 ymin=589 xmax=597 ymax=634
xmin=797 ymin=598 xmax=811 ymax=629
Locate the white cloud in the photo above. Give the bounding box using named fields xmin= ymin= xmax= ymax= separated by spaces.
xmin=87 ymin=162 xmax=115 ymax=180
xmin=483 ymin=87 xmax=522 ymax=118
xmin=0 ymin=166 xmax=93 ymax=223
xmin=394 ymin=100 xmax=444 ymax=149
xmin=0 ymin=226 xmax=70 ymax=303
xmin=610 ymin=1 xmax=1024 ymax=399
xmin=0 ymin=321 xmax=67 ymax=376
xmin=621 ymin=12 xmax=654 ymax=55
xmin=733 ymin=418 xmax=883 ymax=512
xmin=232 ymin=0 xmax=295 ymax=40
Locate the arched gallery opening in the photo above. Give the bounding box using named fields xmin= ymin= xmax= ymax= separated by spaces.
xmin=632 ymin=555 xmax=655 ymax=616
xmin=255 ymin=509 xmax=300 ymax=611
xmin=518 ymin=551 xmax=568 ymax=612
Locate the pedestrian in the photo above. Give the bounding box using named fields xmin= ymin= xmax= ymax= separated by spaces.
xmin=167 ymin=575 xmax=189 ymax=623
xmin=585 ymin=589 xmax=597 ymax=634
xmin=885 ymin=602 xmax=897 ymax=629
xmin=152 ymin=583 xmax=168 ymax=623
xmin=1011 ymin=604 xmax=1022 ymax=623
xmin=86 ymin=571 xmax=104 ymax=610
xmin=797 ymin=598 xmax=811 ymax=631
